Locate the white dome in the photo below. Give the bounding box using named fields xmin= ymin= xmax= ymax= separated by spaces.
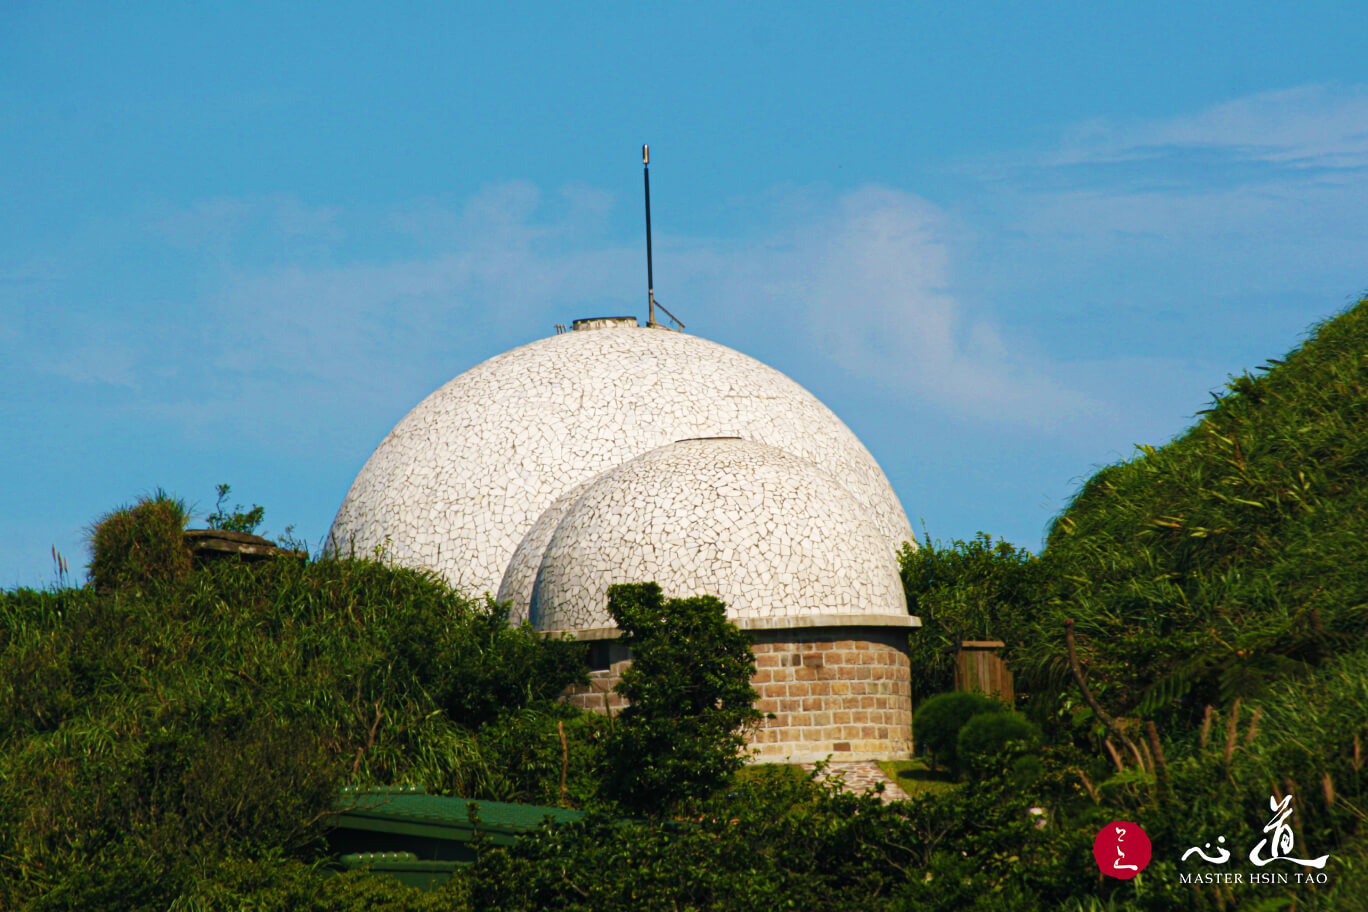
xmin=527 ymin=438 xmax=907 ymax=633
xmin=329 ymin=321 xmax=913 ymax=598
xmin=497 ymin=476 xmax=594 ymax=622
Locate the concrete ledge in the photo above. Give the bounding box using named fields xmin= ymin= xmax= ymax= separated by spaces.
xmin=547 ymin=613 xmax=921 ymax=641
xmin=749 ymin=749 xmax=908 ymax=764
xmin=738 ymin=613 xmax=920 ymax=631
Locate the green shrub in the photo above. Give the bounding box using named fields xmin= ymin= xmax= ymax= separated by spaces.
xmin=206 ymin=482 xmax=265 ymax=535
xmin=598 ymin=582 xmax=761 ymax=815
xmin=425 ymin=600 xmax=588 ymax=728
xmin=474 ymin=705 xmax=604 ymax=805
xmin=956 ymin=710 xmax=1040 ymax=775
xmin=913 ymin=691 xmax=1003 ymax=771
xmin=0 ymin=554 xmax=600 ymax=909
xmin=899 ymin=533 xmax=1042 ymax=700
xmin=87 ymin=489 xmax=191 ymax=592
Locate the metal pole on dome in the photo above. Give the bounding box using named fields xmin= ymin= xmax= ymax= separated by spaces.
xmin=643 ymin=144 xmax=655 ymax=327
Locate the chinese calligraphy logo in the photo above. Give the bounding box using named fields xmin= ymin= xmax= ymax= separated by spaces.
xmin=1183 ymin=794 xmax=1329 ymax=869
xmin=1094 ymin=821 xmax=1152 ymax=879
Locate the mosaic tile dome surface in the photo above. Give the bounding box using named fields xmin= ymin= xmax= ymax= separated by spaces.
xmin=329 ymin=320 xmax=914 ymax=600
xmin=525 ymin=438 xmax=907 ymax=633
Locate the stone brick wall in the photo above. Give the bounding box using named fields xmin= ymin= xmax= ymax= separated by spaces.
xmin=564 ymin=647 xmax=632 ymax=715
xmin=563 ymin=626 xmax=912 ymax=763
xmin=749 ymin=627 xmax=912 ymax=762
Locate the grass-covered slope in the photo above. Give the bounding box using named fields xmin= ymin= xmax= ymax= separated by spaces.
xmin=0 ymin=557 xmax=592 ymax=910
xmin=1028 ymin=297 xmax=1368 ymax=719
xmin=890 ymin=299 xmax=1368 ymax=910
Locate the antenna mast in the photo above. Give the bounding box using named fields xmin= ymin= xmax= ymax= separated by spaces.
xmin=640 ymin=144 xmax=683 ymax=331
xmin=643 ymin=144 xmax=655 ymax=326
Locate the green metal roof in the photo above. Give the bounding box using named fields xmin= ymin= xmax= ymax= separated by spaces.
xmin=336 ymin=852 xmax=461 ymax=892
xmin=327 ymin=784 xmax=590 ymax=890
xmin=332 ymin=784 xmax=585 ymax=848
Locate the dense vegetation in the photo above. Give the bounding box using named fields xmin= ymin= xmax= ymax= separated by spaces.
xmin=0 ymin=555 xmax=592 ymax=910
xmin=598 ymin=582 xmax=761 ymax=814
xmin=4 ymin=297 xmax=1368 ymax=909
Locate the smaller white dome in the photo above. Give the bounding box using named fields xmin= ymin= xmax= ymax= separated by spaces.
xmin=497 ymin=476 xmax=594 ymax=624
xmin=528 ymin=438 xmax=907 ymax=633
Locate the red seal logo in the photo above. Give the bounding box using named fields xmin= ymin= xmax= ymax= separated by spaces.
xmin=1093 ymin=821 xmax=1151 ymax=879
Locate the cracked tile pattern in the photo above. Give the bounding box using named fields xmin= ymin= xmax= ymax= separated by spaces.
xmin=497 ymin=476 xmax=593 ymax=624
xmin=329 ymin=323 xmax=914 ymax=599
xmin=528 ymin=438 xmax=906 ymax=632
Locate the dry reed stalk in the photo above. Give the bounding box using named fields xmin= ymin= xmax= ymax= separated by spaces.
xmin=1145 ymin=720 xmax=1169 ymax=784
xmin=1224 ymin=698 xmax=1242 ymax=763
xmin=1286 ymin=777 xmax=1307 ymax=850
xmin=1244 ymin=706 xmax=1262 ymax=745
xmin=1066 ymin=619 xmax=1145 ymax=768
xmin=1200 ymin=704 xmax=1214 ymax=749
xmin=1077 ymin=770 xmax=1100 ymax=803
xmin=558 ymin=719 xmax=569 ymax=805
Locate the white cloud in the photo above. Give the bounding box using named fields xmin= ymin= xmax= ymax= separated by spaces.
xmin=152 ymin=194 xmax=345 ymax=264
xmin=48 ymin=340 xmax=139 ymax=388
xmin=795 ymin=187 xmax=1098 ymax=426
xmin=973 ymin=83 xmax=1368 ymax=317
xmin=660 ymin=185 xmax=1101 ymax=429
xmin=14 ymin=178 xmax=1143 ymax=452
xmin=1054 ymin=83 xmax=1368 ymax=174
xmin=167 ymin=182 xmax=1099 ymax=438
xmin=204 ymin=185 xmax=639 ymax=394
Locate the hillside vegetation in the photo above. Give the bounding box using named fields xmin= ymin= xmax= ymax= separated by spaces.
xmin=0 ymin=557 xmax=593 ymax=909
xmin=3 ymin=297 xmax=1367 ymax=910
xmin=1033 ymin=297 xmax=1368 ymax=721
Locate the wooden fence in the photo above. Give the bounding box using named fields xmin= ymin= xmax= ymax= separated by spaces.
xmin=954 ymin=640 xmax=1014 ymax=703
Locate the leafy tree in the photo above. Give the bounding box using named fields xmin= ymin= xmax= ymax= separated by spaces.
xmin=598 ymin=582 xmax=761 ymax=815
xmin=899 ymin=533 xmax=1042 ymax=700
xmin=1025 ymin=297 xmax=1368 ymax=725
xmin=0 ymin=549 xmax=599 ymax=909
xmin=206 ymin=483 xmax=265 ymax=535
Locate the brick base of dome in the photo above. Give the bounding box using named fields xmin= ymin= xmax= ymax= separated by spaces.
xmin=563 ymin=626 xmax=912 ymax=763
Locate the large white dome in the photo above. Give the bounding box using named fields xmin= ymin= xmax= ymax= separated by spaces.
xmin=525 ymin=438 xmax=907 ymax=634
xmin=329 ymin=319 xmax=913 ymax=598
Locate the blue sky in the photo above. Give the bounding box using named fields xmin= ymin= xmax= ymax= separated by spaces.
xmin=3 ymin=2 xmax=1367 ymax=589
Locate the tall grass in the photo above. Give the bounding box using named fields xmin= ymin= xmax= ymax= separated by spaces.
xmin=1015 ymin=298 xmax=1368 ymax=723
xmin=0 ymin=555 xmax=591 ymax=910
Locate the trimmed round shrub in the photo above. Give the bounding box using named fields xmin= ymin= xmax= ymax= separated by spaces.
xmin=956 ymin=710 xmax=1040 ymax=775
xmin=912 ymin=691 xmax=1003 ymax=770
xmin=88 ymin=489 xmax=192 ymax=591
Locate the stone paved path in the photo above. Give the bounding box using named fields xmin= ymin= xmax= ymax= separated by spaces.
xmin=800 ymin=761 xmax=911 ymax=804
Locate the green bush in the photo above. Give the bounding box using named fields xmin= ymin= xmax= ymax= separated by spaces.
xmin=0 ymin=554 xmax=598 ymax=909
xmin=955 ymin=710 xmax=1040 ymax=775
xmin=913 ymin=691 xmax=1003 ymax=771
xmin=206 ymin=482 xmax=265 ymax=534
xmin=474 ymin=705 xmax=604 ymax=805
xmin=86 ymin=489 xmax=191 ymax=591
xmin=598 ymin=582 xmax=761 ymax=815
xmin=899 ymin=533 xmax=1041 ymax=700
